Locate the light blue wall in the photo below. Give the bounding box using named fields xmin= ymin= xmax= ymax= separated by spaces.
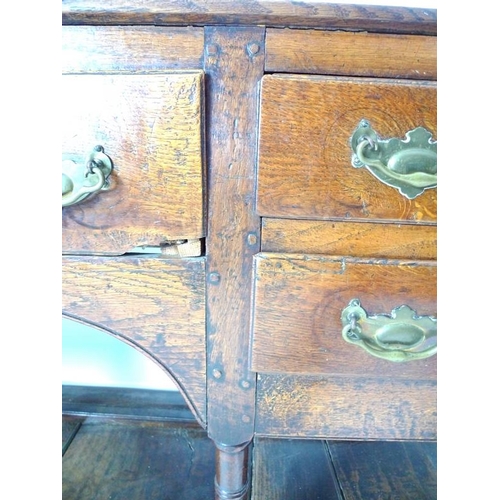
xmin=62 ymin=318 xmax=178 ymax=390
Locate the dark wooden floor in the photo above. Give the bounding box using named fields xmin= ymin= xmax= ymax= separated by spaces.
xmin=62 ymin=386 xmax=437 ymax=500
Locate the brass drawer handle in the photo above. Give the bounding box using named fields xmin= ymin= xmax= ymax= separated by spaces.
xmin=62 ymin=146 xmax=113 ymax=207
xmin=341 ymin=299 xmax=437 ymax=362
xmin=350 ymin=120 xmax=437 ymax=199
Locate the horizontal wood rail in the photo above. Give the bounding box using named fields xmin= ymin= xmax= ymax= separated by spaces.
xmin=62 ymin=0 xmax=437 ymax=35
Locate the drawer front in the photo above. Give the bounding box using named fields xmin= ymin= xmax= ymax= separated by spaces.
xmin=62 ymin=256 xmax=207 ymax=425
xmin=251 ymin=253 xmax=437 ymax=380
xmin=251 ymin=252 xmax=436 ymax=440
xmin=62 ymin=71 xmax=205 ymax=255
xmin=257 ymin=75 xmax=437 ymax=223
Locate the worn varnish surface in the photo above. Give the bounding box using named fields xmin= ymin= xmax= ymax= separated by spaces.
xmin=62 ymin=71 xmax=205 ymax=255
xmin=261 ymin=218 xmax=437 ymax=259
xmin=265 ymin=29 xmax=437 ymax=80
xmin=62 ymin=256 xmax=207 ymax=425
xmin=255 ymin=374 xmax=436 ymax=440
xmin=62 ymin=26 xmax=205 ymax=72
xmin=257 ymin=75 xmax=437 ymax=223
xmin=251 ymin=253 xmax=436 ymax=379
xmin=62 ymin=1 xmax=437 ymax=35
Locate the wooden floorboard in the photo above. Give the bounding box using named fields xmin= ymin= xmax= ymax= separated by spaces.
xmin=62 ymin=386 xmax=437 ymax=500
xmin=251 ymin=437 xmax=437 ymax=500
xmin=326 ymin=440 xmax=437 ymax=500
xmin=251 ymin=437 xmax=343 ymax=500
xmin=62 ymin=417 xmax=215 ymax=500
xmin=62 ymin=415 xmax=84 ymax=456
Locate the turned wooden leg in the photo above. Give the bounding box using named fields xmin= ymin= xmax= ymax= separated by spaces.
xmin=215 ymin=441 xmax=252 ymax=500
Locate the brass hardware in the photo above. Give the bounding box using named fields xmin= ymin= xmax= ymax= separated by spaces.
xmin=62 ymin=146 xmax=113 ymax=207
xmin=341 ymin=299 xmax=437 ymax=362
xmin=350 ymin=120 xmax=437 ymax=199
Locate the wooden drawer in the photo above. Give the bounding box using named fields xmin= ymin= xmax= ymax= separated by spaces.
xmin=62 ymin=71 xmax=205 ymax=255
xmin=62 ymin=255 xmax=207 ymax=425
xmin=251 ymin=252 xmax=436 ymax=440
xmin=256 ymin=75 xmax=437 ymax=223
xmin=251 ymin=252 xmax=436 ymax=377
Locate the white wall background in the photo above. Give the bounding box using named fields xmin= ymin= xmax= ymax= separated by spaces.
xmin=62 ymin=0 xmax=437 ymax=391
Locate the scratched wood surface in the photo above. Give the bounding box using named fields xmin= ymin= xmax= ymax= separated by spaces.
xmin=204 ymin=27 xmax=265 ymax=446
xmin=62 ymin=256 xmax=207 ymax=425
xmin=62 ymin=71 xmax=205 ymax=255
xmin=265 ymin=29 xmax=437 ymax=80
xmin=255 ymin=374 xmax=436 ymax=440
xmin=251 ymin=253 xmax=436 ymax=379
xmin=261 ymin=218 xmax=437 ymax=259
xmin=62 ymin=26 xmax=205 ymax=73
xmin=257 ymin=75 xmax=437 ymax=223
xmin=62 ymin=1 xmax=437 ymax=35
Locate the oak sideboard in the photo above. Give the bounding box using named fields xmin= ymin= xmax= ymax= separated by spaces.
xmin=62 ymin=2 xmax=437 ymax=498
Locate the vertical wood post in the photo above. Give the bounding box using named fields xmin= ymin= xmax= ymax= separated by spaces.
xmin=203 ymin=26 xmax=265 ymax=499
xmin=215 ymin=442 xmax=252 ymax=500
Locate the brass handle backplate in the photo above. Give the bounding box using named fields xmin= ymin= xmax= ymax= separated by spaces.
xmin=62 ymin=146 xmax=113 ymax=207
xmin=350 ymin=120 xmax=437 ymax=199
xmin=341 ymin=299 xmax=437 ymax=362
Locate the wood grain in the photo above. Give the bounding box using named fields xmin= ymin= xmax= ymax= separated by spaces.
xmin=63 ymin=418 xmax=215 ymax=500
xmin=204 ymin=27 xmax=265 ymax=446
xmin=265 ymin=29 xmax=437 ymax=80
xmin=257 ymin=75 xmax=437 ymax=223
xmin=252 ymin=437 xmax=436 ymax=500
xmin=255 ymin=374 xmax=436 ymax=440
xmin=62 ymin=71 xmax=205 ymax=254
xmin=62 ymin=256 xmax=207 ymax=425
xmin=62 ymin=26 xmax=205 ymax=73
xmin=251 ymin=252 xmax=436 ymax=378
xmin=327 ymin=440 xmax=437 ymax=499
xmin=62 ymin=387 xmax=437 ymax=499
xmin=252 ymin=437 xmax=342 ymax=500
xmin=261 ymin=218 xmax=437 ymax=259
xmin=62 ymin=1 xmax=437 ymax=35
